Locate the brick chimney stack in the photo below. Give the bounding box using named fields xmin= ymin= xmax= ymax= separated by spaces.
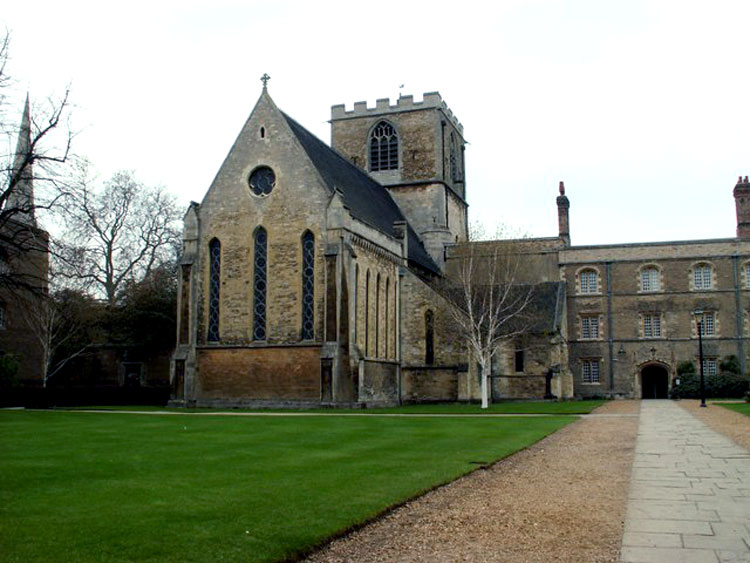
xmin=734 ymin=175 xmax=750 ymax=239
xmin=557 ymin=181 xmax=570 ymax=246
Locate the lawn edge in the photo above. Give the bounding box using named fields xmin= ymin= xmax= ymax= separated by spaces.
xmin=282 ymin=415 xmax=578 ymax=563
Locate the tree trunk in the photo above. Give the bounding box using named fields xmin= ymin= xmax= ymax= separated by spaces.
xmin=480 ymin=359 xmax=490 ymax=409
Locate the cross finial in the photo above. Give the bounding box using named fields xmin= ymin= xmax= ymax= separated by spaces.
xmin=261 ymin=73 xmax=271 ymax=88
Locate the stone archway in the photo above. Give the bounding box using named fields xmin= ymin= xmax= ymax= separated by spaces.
xmin=641 ymin=364 xmax=669 ymax=399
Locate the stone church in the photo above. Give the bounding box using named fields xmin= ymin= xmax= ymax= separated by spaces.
xmin=171 ymin=83 xmax=750 ymax=406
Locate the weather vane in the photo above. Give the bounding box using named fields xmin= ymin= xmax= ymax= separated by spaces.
xmin=261 ymin=73 xmax=271 ymax=88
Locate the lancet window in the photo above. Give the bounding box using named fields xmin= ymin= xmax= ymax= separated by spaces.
xmin=207 ymin=238 xmax=221 ymax=341
xmin=253 ymin=227 xmax=268 ymax=340
xmin=301 ymin=231 xmax=315 ymax=340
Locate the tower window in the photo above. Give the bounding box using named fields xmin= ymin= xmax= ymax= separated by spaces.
xmin=301 ymin=231 xmax=314 ymax=340
xmin=253 ymin=227 xmax=268 ymax=340
xmin=450 ymin=133 xmax=459 ymax=182
xmin=369 ymin=121 xmax=398 ymax=172
xmin=207 ymin=239 xmax=221 ymax=341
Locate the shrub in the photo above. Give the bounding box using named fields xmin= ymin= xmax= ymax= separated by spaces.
xmin=0 ymin=354 xmax=19 ymax=389
xmin=720 ymin=355 xmax=740 ymax=374
xmin=671 ymin=370 xmax=749 ymax=399
xmin=677 ymin=361 xmax=696 ymax=375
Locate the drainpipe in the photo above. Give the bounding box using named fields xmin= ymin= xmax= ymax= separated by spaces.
xmin=733 ymin=255 xmax=746 ymax=376
xmin=606 ymin=262 xmax=615 ymax=393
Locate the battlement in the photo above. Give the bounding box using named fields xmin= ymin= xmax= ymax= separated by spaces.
xmin=331 ymin=92 xmax=463 ymax=134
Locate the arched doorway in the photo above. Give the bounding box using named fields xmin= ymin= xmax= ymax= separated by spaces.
xmin=641 ymin=364 xmax=669 ymax=399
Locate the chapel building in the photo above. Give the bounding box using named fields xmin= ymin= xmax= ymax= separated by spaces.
xmin=170 ymin=85 xmax=749 ymax=406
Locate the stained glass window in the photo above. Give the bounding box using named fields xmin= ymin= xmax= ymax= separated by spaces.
xmin=253 ymin=227 xmax=267 ymax=340
xmin=301 ymin=231 xmax=314 ymax=340
xmin=369 ymin=121 xmax=398 ymax=171
xmin=207 ymin=239 xmax=221 ymax=341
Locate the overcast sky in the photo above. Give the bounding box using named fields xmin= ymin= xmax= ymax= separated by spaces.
xmin=3 ymin=0 xmax=749 ymax=245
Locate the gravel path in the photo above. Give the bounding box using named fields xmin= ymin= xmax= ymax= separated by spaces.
xmin=677 ymin=399 xmax=750 ymax=450
xmin=305 ymin=401 xmax=640 ymax=563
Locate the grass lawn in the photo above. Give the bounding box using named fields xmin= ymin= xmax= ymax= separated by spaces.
xmin=0 ymin=410 xmax=574 ymax=562
xmin=716 ymin=402 xmax=750 ymax=416
xmin=62 ymin=399 xmax=607 ymax=415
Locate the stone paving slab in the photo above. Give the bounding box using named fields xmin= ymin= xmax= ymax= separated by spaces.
xmin=620 ymin=401 xmax=750 ymax=562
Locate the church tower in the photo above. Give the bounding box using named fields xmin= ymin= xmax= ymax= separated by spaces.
xmin=330 ymin=92 xmax=468 ymax=268
xmin=7 ymin=95 xmax=37 ymax=227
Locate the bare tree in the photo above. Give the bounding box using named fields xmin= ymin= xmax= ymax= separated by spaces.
xmin=442 ymin=229 xmax=535 ymax=409
xmin=18 ymin=286 xmax=93 ymax=387
xmin=57 ymin=166 xmax=180 ymax=305
xmin=0 ymin=30 xmax=74 ymax=292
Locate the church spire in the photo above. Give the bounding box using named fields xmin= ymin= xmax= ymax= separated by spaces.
xmin=6 ymin=94 xmax=36 ymax=227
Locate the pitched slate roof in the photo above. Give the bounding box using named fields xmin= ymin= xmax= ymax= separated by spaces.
xmin=281 ymin=112 xmax=440 ymax=275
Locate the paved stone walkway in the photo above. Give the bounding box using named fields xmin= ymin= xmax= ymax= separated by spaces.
xmin=621 ymin=400 xmax=750 ymax=563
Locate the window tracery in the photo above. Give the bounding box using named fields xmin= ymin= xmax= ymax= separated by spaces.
xmin=301 ymin=231 xmax=315 ymax=340
xmin=208 ymin=238 xmax=221 ymax=341
xmin=369 ymin=121 xmax=398 ymax=171
xmin=253 ymin=227 xmax=268 ymax=340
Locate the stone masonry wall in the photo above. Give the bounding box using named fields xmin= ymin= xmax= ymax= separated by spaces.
xmin=195 ymin=94 xmax=330 ymax=347
xmin=562 ymin=241 xmax=750 ymax=398
xmin=196 ymin=346 xmax=320 ymax=400
xmin=351 ymin=241 xmax=399 ymax=361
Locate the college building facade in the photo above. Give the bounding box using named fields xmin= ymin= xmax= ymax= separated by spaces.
xmin=170 ymin=85 xmax=750 ymax=406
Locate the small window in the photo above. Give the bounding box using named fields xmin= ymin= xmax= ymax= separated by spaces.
xmin=369 ymin=121 xmax=398 ymax=172
xmin=693 ymin=263 xmax=713 ymax=290
xmin=582 ymin=359 xmax=601 ymax=384
xmin=642 ymin=313 xmax=662 ymax=338
xmin=514 ymin=349 xmax=525 ymax=373
xmin=640 ymin=266 xmax=660 ymax=292
xmin=745 ymin=262 xmax=750 ymax=289
xmin=701 ymin=358 xmax=718 ymax=376
xmin=580 ymin=315 xmax=600 ymax=339
xmin=579 ymin=269 xmax=599 ymax=294
xmin=697 ymin=312 xmax=715 ymax=337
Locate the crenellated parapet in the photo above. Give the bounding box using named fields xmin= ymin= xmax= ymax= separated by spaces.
xmin=331 ymin=92 xmax=463 ymax=134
